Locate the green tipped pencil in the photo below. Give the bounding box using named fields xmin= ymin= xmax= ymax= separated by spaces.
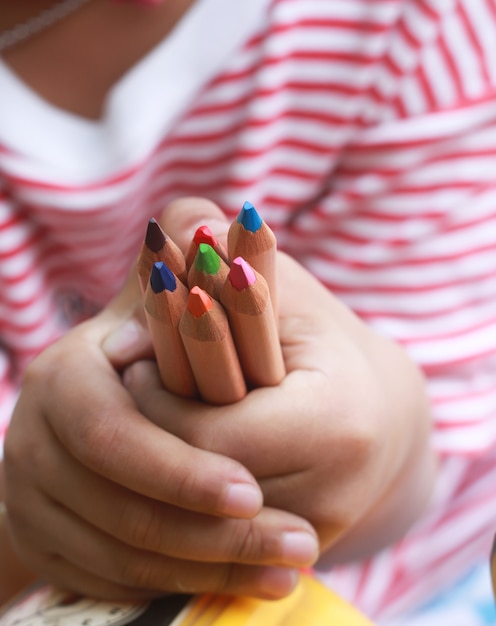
xmin=187 ymin=243 xmax=230 ymax=301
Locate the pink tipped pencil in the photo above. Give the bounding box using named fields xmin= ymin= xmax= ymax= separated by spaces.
xmin=220 ymin=256 xmax=285 ymax=389
xmin=227 ymin=201 xmax=278 ymax=318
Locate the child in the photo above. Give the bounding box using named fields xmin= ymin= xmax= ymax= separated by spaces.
xmin=0 ymin=0 xmax=495 ymax=624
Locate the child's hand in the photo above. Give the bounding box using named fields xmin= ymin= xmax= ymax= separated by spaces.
xmin=123 ymin=199 xmax=437 ymax=561
xmin=2 ymin=203 xmax=319 ymax=601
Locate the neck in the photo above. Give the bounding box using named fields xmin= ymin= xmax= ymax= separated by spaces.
xmin=0 ymin=0 xmax=195 ymax=120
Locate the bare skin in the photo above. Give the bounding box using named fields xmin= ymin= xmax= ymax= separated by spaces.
xmin=1 ymin=0 xmax=195 ymax=120
xmin=0 ymin=1 xmax=437 ymax=607
xmin=2 ymin=198 xmax=436 ymax=604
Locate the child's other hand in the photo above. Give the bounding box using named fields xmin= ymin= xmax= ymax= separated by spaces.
xmin=124 ymin=199 xmax=437 ymax=562
xmin=2 ymin=204 xmax=319 ymax=601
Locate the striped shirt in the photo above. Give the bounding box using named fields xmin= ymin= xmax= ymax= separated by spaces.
xmin=1 ymin=0 xmax=496 ymax=621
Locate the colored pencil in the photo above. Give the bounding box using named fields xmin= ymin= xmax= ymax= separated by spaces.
xmin=220 ymin=256 xmax=285 ymax=388
xmin=179 ymin=286 xmax=247 ymax=405
xmin=185 ymin=224 xmax=229 ymax=269
xmin=187 ymin=243 xmax=230 ymax=301
xmin=227 ymin=201 xmax=278 ymax=317
xmin=144 ymin=262 xmax=197 ymax=398
xmin=137 ymin=218 xmax=187 ymax=293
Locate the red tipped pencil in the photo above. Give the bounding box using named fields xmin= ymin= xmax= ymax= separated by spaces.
xmin=227 ymin=201 xmax=278 ymax=317
xmin=187 ymin=243 xmax=230 ymax=301
xmin=137 ymin=218 xmax=187 ymax=293
xmin=179 ymin=286 xmax=247 ymax=405
xmin=144 ymin=261 xmax=197 ymax=398
xmin=185 ymin=224 xmax=229 ymax=269
xmin=220 ymin=256 xmax=285 ymax=388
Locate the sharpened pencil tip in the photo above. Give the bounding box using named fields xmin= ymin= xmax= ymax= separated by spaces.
xmin=187 ymin=286 xmax=213 ymax=317
xmin=145 ymin=218 xmax=167 ymax=252
xmin=150 ymin=261 xmax=176 ymax=293
xmin=193 ymin=225 xmax=218 ymax=247
xmin=237 ymin=201 xmax=262 ymax=233
xmin=194 ymin=243 xmax=221 ymax=274
xmin=229 ymin=257 xmax=257 ymax=290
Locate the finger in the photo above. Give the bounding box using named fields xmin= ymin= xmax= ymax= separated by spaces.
xmin=15 ymin=557 xmax=162 ymax=602
xmin=33 ymin=422 xmax=319 ymax=567
xmin=158 ymin=197 xmax=230 ymax=255
xmin=11 ymin=495 xmax=300 ymax=600
xmin=100 ymin=304 xmax=155 ymax=368
xmin=7 ymin=346 xmax=263 ymax=519
xmin=75 ymin=259 xmax=156 ymax=368
xmin=36 ymin=439 xmax=318 ymax=567
xmin=122 ymin=360 xmax=334 ymax=477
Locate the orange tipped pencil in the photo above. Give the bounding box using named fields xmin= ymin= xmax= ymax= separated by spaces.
xmin=179 ymin=286 xmax=247 ymax=405
xmin=187 ymin=243 xmax=230 ymax=301
xmin=220 ymin=256 xmax=285 ymax=388
xmin=137 ymin=217 xmax=187 ymax=293
xmin=185 ymin=224 xmax=229 ymax=269
xmin=227 ymin=201 xmax=278 ymax=317
xmin=144 ymin=261 xmax=197 ymax=398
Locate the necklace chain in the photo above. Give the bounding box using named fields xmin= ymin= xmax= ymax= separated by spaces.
xmin=0 ymin=0 xmax=92 ymax=54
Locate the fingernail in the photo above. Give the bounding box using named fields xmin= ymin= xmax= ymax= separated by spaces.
xmin=220 ymin=483 xmax=263 ymax=518
xmin=102 ymin=319 xmax=145 ymax=359
xmin=258 ymin=567 xmax=299 ymax=599
xmin=281 ymin=532 xmax=319 ymax=566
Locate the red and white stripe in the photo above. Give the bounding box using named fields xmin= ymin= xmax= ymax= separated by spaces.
xmin=0 ymin=0 xmax=495 ymax=620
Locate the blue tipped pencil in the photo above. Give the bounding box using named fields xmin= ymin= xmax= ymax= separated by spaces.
xmin=227 ymin=201 xmax=278 ymax=317
xmin=144 ymin=261 xmax=197 ymax=398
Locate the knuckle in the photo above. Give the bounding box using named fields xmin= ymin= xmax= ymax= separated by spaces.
xmin=119 ymin=555 xmax=160 ymax=589
xmin=230 ymin=521 xmax=274 ymax=563
xmin=164 ymin=453 xmax=217 ymax=512
xmin=211 ymin=562 xmax=237 ymax=594
xmin=185 ymin=418 xmax=215 ymax=452
xmin=71 ymin=409 xmax=124 ymax=475
xmin=166 ymin=460 xmax=197 ymax=507
xmin=232 ymin=521 xmax=258 ymax=561
xmin=118 ymin=501 xmax=164 ymax=553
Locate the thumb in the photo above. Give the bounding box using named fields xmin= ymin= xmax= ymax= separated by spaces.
xmin=100 ymin=265 xmax=154 ymax=368
xmin=158 ymin=196 xmax=230 ymax=255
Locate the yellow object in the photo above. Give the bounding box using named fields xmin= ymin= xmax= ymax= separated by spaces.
xmin=178 ymin=574 xmax=373 ymax=626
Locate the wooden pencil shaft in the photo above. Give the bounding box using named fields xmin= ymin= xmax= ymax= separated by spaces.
xmin=179 ymin=292 xmax=247 ymax=405
xmin=225 ymin=304 xmax=284 ymax=387
xmin=144 ymin=264 xmax=197 ymax=398
xmin=227 ymin=206 xmax=278 ymax=317
xmin=220 ymin=262 xmax=285 ymax=388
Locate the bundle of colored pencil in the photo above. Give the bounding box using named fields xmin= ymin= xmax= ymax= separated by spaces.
xmin=137 ymin=201 xmax=285 ymax=406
